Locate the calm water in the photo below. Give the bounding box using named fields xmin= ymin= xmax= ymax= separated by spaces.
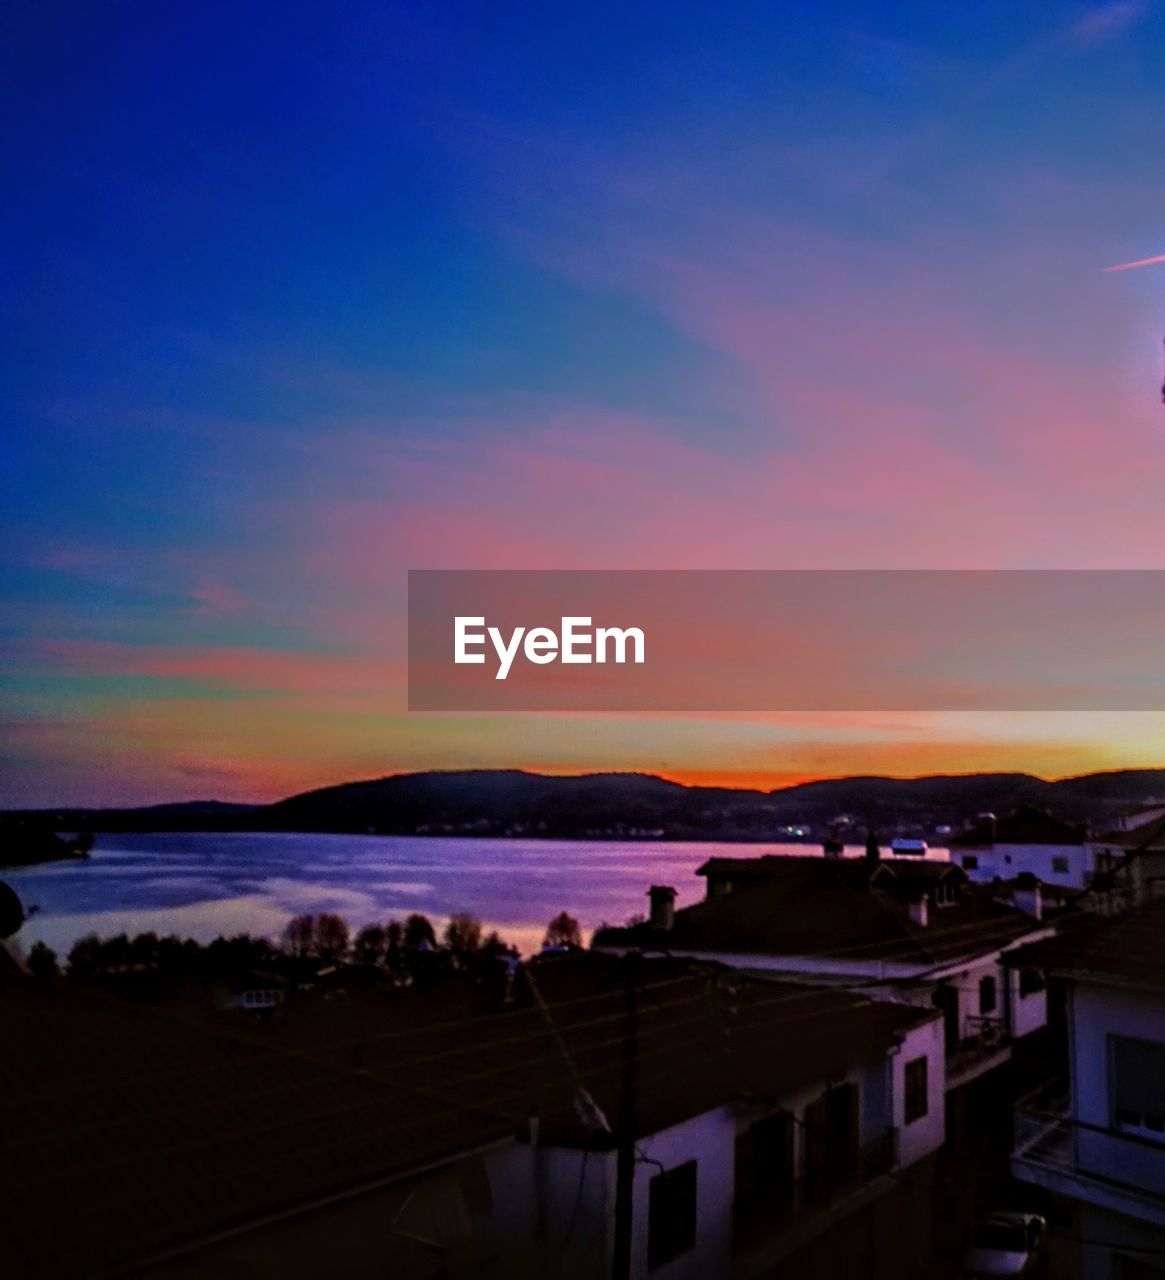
xmin=4 ymin=832 xmax=950 ymax=958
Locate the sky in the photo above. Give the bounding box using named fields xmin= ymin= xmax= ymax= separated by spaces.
xmin=4 ymin=0 xmax=1165 ymax=806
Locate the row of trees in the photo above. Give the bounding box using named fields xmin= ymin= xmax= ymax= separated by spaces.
xmin=30 ymin=909 xmax=584 ymax=982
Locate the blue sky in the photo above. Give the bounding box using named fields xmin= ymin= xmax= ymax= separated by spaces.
xmin=4 ymin=1 xmax=1165 ymax=804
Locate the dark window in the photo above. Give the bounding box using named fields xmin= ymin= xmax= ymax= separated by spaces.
xmin=1051 ymin=855 xmax=1070 ymax=874
xmin=1019 ymin=968 xmax=1045 ymax=997
xmin=979 ymin=975 xmax=997 ymax=1015
xmin=734 ymin=1112 xmax=795 ymax=1245
xmin=1111 ymin=1036 xmax=1165 ymax=1138
xmin=904 ymin=1056 xmax=928 ymax=1124
xmin=648 ymin=1161 xmax=697 ymax=1269
xmin=805 ymin=1083 xmax=860 ymax=1203
xmin=962 ymin=855 xmax=979 ymax=870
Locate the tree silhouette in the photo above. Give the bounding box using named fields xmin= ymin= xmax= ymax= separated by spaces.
xmin=404 ymin=913 xmax=437 ymax=950
xmin=27 ymin=940 xmax=59 ymax=977
xmin=66 ymin=933 xmax=103 ymax=978
xmin=543 ymin=911 xmax=582 ymax=949
xmin=315 ymin=913 xmax=349 ymax=962
xmin=444 ymin=912 xmax=482 ymax=954
xmin=353 ymin=924 xmax=387 ymax=966
xmin=283 ymin=914 xmax=315 ymax=957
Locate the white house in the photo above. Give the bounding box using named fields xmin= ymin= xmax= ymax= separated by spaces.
xmin=1009 ymin=899 xmax=1165 ymax=1280
xmin=475 ymin=957 xmax=947 ymax=1279
xmin=593 ymin=855 xmax=1053 ymax=1094
xmin=949 ymin=807 xmax=1094 ymax=889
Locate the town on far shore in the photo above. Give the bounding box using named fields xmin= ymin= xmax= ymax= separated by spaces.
xmin=3 ymin=789 xmax=1165 ymax=1280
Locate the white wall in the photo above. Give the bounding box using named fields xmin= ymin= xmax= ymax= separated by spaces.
xmin=1071 ymin=982 xmax=1165 ymax=1199
xmin=1007 ymin=964 xmax=1048 ymax=1039
xmin=629 ymin=1106 xmax=737 ymax=1280
xmin=471 ymin=1019 xmax=947 ymax=1278
xmin=892 ymin=1016 xmax=945 ymax=1167
xmin=957 ymin=842 xmax=1094 ymax=889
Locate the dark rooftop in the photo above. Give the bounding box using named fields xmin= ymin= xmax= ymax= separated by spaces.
xmin=1001 ymin=898 xmax=1165 ymax=992
xmin=596 ymin=856 xmax=1039 ymax=969
xmin=948 ymin=806 xmax=1084 ymax=849
xmin=2 ymin=954 xmax=935 ymax=1277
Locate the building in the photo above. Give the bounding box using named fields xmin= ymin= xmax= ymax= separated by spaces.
xmin=3 ymin=953 xmax=945 ymax=1279
xmin=1087 ymin=812 xmax=1165 ymax=912
xmin=593 ymin=855 xmax=1053 ymax=1094
xmin=949 ymin=807 xmax=1093 ymax=889
xmin=1008 ymin=900 xmax=1165 ymax=1280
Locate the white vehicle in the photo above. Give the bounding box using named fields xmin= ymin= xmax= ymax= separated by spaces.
xmin=962 ymin=1211 xmax=1046 ymax=1277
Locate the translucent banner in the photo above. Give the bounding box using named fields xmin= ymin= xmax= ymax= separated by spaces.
xmin=407 ymin=570 xmax=1165 ymax=711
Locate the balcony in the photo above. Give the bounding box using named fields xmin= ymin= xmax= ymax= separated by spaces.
xmin=1013 ymin=1102 xmax=1165 ymax=1229
xmin=946 ymin=1015 xmax=1011 ymax=1090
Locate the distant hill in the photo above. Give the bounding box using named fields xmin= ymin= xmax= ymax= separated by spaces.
xmin=6 ymin=768 xmax=1165 ymax=842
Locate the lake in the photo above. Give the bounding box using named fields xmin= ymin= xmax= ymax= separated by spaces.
xmin=3 ymin=832 xmax=950 ymax=959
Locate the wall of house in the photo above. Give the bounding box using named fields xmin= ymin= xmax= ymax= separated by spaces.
xmin=892 ymin=1016 xmax=945 ymax=1167
xmin=956 ymin=842 xmax=1094 ymax=889
xmin=944 ymin=955 xmax=1007 ymax=1041
xmin=477 ymin=1141 xmax=616 ymax=1280
xmin=629 ymin=1105 xmax=737 ymax=1280
xmin=1071 ymin=982 xmax=1165 ymax=1200
xmin=1007 ymin=964 xmax=1048 ymax=1039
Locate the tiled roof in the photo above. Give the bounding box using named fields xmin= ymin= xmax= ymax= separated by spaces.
xmin=596 ymin=856 xmax=1037 ymax=968
xmin=0 ymin=956 xmax=935 ymax=1277
xmin=520 ymin=953 xmax=934 ymax=1146
xmin=1001 ymin=899 xmax=1165 ymax=991
xmin=1 ymin=977 xmax=517 ymax=1279
xmin=948 ymin=807 xmax=1084 ymax=849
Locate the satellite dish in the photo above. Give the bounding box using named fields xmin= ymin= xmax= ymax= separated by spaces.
xmin=0 ymin=881 xmax=25 ymax=939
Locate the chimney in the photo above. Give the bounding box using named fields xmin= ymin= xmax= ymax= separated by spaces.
xmin=908 ymin=893 xmax=929 ymax=928
xmin=1013 ymin=873 xmax=1043 ymax=921
xmin=648 ymin=885 xmax=676 ymax=932
xmin=865 ymin=828 xmax=880 ymax=865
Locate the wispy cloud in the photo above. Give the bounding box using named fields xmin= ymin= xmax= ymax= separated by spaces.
xmin=1066 ymin=0 xmax=1150 ymax=45
xmin=1103 ymin=252 xmax=1165 ymax=272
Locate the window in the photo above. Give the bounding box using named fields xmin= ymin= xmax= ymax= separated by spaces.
xmin=1051 ymin=855 xmax=1070 ymax=874
xmin=648 ymin=1161 xmax=697 ymax=1269
xmin=805 ymin=1083 xmax=860 ymax=1203
xmin=735 ymin=1113 xmax=794 ymax=1206
xmin=1019 ymin=968 xmax=1045 ymax=997
xmin=734 ymin=1112 xmax=795 ymax=1243
xmin=1111 ymin=1035 xmax=1165 ymax=1140
xmin=962 ymin=855 xmax=979 ymax=871
xmin=979 ymin=975 xmax=997 ymax=1015
xmin=904 ymin=1056 xmax=928 ymax=1124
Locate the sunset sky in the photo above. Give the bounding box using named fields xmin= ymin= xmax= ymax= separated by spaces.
xmin=4 ymin=1 xmax=1165 ymax=806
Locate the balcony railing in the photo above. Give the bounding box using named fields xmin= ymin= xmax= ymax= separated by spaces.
xmin=1013 ymin=1102 xmax=1165 ymax=1225
xmin=947 ymin=1015 xmax=1010 ymax=1085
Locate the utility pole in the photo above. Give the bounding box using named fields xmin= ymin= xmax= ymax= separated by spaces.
xmin=612 ymin=953 xmax=639 ymax=1280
